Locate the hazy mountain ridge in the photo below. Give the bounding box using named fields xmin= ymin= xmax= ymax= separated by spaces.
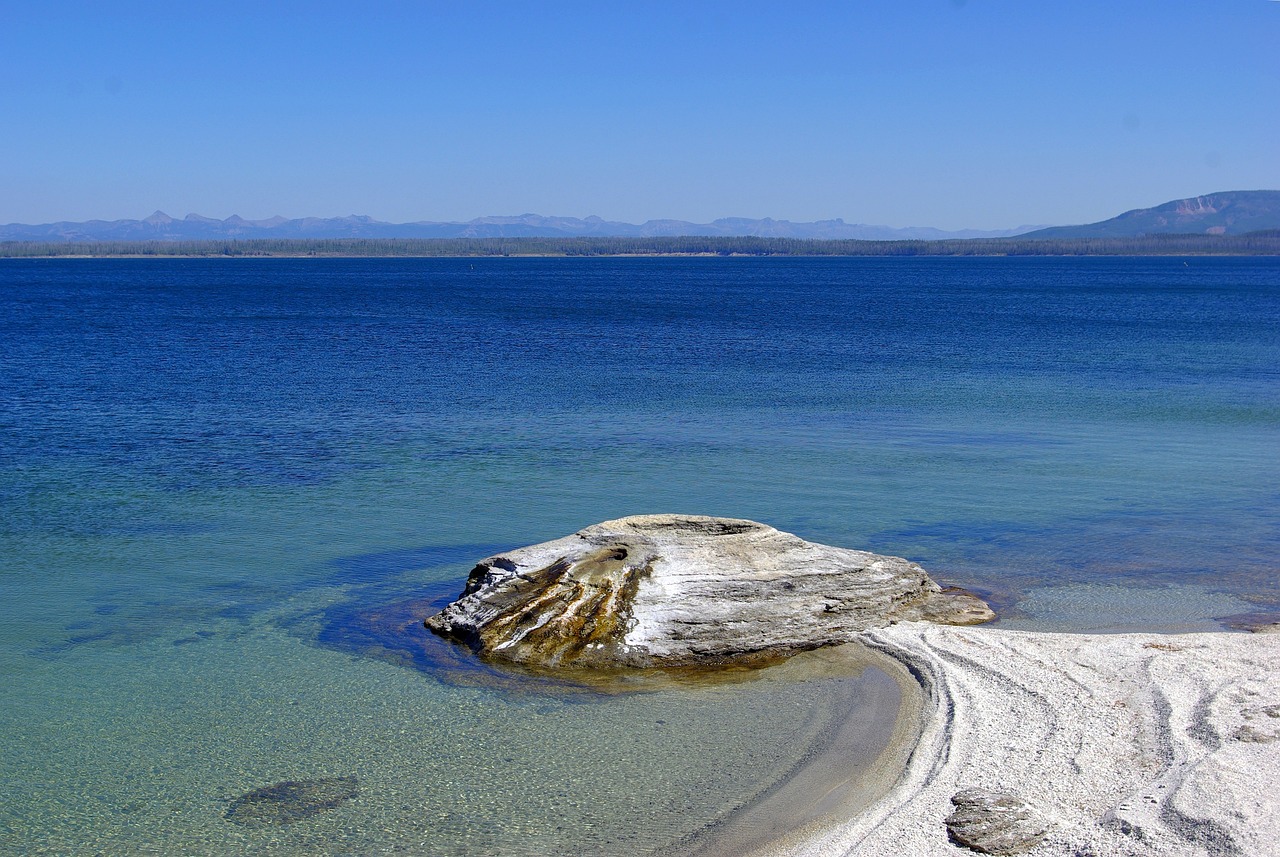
xmin=7 ymin=191 xmax=1279 ymax=243
xmin=0 ymin=211 xmax=1042 ymax=242
xmin=1022 ymin=190 xmax=1280 ymax=238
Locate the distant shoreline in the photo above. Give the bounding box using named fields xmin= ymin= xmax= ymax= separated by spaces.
xmin=3 ymin=233 xmax=1280 ymax=259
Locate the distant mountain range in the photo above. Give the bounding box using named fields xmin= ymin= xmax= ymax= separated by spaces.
xmin=0 ymin=211 xmax=1042 ymax=243
xmin=1022 ymin=190 xmax=1280 ymax=239
xmin=3 ymin=191 xmax=1278 ymax=243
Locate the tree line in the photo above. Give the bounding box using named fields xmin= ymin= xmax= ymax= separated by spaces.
xmin=2 ymin=231 xmax=1279 ymax=258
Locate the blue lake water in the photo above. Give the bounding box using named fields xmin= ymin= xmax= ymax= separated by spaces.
xmin=1 ymin=256 xmax=1277 ymax=854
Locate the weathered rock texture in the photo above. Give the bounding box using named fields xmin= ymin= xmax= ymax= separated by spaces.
xmin=425 ymin=514 xmax=992 ymax=669
xmin=945 ymin=788 xmax=1052 ymax=855
xmin=825 ymin=625 xmax=1280 ymax=857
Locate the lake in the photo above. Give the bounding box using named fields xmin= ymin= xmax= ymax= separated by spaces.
xmin=1 ymin=256 xmax=1277 ymax=854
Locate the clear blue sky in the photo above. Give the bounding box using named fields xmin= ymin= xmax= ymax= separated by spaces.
xmin=3 ymin=1 xmax=1277 ymax=230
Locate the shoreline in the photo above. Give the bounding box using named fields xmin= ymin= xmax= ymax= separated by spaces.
xmin=4 ymin=251 xmax=1279 ymax=260
xmin=746 ymin=624 xmax=1280 ymax=856
xmin=670 ymin=644 xmax=926 ymax=857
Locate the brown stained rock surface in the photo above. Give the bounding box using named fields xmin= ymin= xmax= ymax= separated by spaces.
xmin=425 ymin=514 xmax=993 ymax=669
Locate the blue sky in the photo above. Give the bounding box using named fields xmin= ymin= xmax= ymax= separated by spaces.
xmin=3 ymin=1 xmax=1278 ymax=229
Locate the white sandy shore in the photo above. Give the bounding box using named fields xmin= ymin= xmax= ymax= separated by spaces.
xmin=758 ymin=623 xmax=1280 ymax=857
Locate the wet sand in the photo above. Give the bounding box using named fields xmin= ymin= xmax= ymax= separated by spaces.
xmin=671 ymin=643 xmax=924 ymax=857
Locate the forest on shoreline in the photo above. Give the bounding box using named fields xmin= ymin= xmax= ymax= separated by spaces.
xmin=3 ymin=231 xmax=1279 ymax=258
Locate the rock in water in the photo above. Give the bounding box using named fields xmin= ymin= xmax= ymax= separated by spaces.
xmin=224 ymin=776 xmax=359 ymax=826
xmin=425 ymin=514 xmax=993 ymax=669
xmin=946 ymin=788 xmax=1051 ymax=855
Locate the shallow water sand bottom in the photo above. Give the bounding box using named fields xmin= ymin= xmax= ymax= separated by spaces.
xmin=1 ymin=613 xmax=904 ymax=857
xmin=674 ymin=647 xmax=914 ymax=857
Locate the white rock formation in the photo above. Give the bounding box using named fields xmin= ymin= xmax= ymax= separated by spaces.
xmin=425 ymin=514 xmax=992 ymax=669
xmin=758 ymin=624 xmax=1280 ymax=857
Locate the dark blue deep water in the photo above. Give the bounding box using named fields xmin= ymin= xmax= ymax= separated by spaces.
xmin=2 ymin=256 xmax=1278 ymax=854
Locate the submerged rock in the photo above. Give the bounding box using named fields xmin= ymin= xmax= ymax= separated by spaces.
xmin=945 ymin=787 xmax=1052 ymax=855
xmin=425 ymin=514 xmax=992 ymax=669
xmin=224 ymin=776 xmax=359 ymax=826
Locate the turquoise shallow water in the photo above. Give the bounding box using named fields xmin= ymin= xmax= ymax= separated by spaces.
xmin=1 ymin=256 xmax=1277 ymax=853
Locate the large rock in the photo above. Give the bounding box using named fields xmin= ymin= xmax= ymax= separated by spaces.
xmin=425 ymin=514 xmax=993 ymax=669
xmin=945 ymin=788 xmax=1052 ymax=855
